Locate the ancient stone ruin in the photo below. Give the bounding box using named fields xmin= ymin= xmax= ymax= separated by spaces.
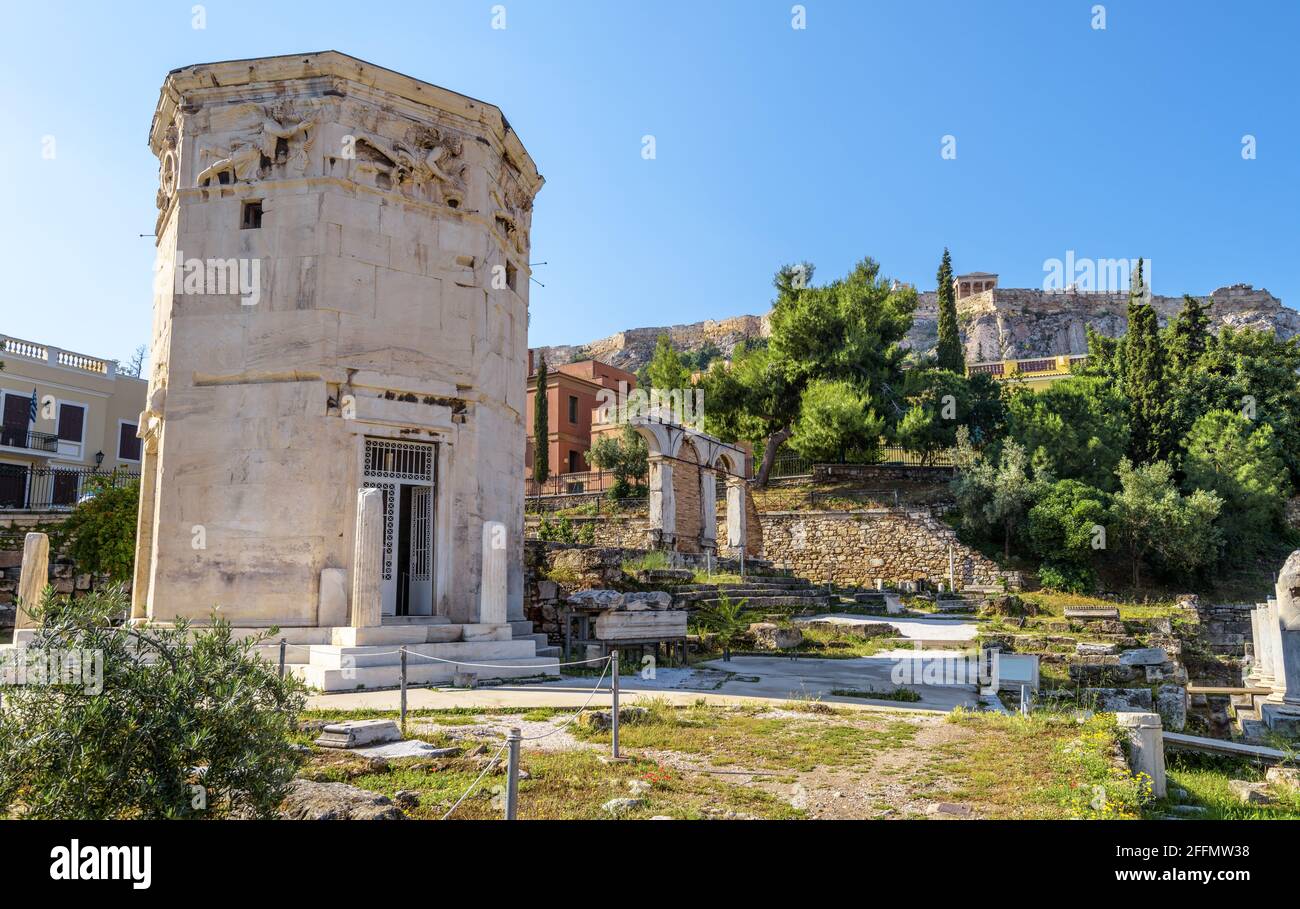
xmin=131 ymin=52 xmax=552 ymax=689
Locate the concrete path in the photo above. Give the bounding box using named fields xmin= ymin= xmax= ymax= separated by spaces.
xmin=307 ymin=652 xmax=982 ymax=714
xmin=796 ymin=612 xmax=980 ymax=642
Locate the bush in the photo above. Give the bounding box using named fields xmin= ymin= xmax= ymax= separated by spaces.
xmin=1037 ymin=562 xmax=1096 ymax=594
xmin=58 ymin=477 xmax=140 ymax=582
xmin=0 ymin=587 xmax=306 ymax=819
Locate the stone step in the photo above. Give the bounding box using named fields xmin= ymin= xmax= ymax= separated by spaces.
xmin=308 ymin=638 xmax=544 ymax=669
xmin=232 ymin=626 xmax=334 ymax=645
xmin=294 ymin=656 xmax=559 ymax=691
xmin=536 ymin=645 xmax=562 ymax=659
xmin=690 ymin=595 xmax=834 ymax=610
xmin=673 ymin=586 xmax=822 ymax=602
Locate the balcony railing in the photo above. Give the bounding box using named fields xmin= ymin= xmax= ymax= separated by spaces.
xmin=0 ymin=334 xmax=116 ymax=377
xmin=0 ymin=427 xmax=58 ymax=453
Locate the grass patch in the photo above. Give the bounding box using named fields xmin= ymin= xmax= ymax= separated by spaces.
xmin=571 ymin=700 xmax=918 ymax=771
xmin=331 ymin=749 xmax=804 ymax=820
xmin=621 ymin=551 xmax=670 ymax=574
xmin=1151 ymin=752 xmax=1300 ymax=819
xmin=938 ymin=709 xmax=1150 ymax=819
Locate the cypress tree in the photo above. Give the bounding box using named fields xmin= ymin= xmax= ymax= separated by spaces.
xmin=532 ymin=355 xmax=550 ymax=484
xmin=1122 ymin=260 xmax=1171 ymax=463
xmin=934 ymin=248 xmax=964 ymax=372
xmin=1167 ymin=293 xmax=1211 ymax=374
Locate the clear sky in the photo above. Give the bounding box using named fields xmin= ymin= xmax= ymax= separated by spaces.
xmin=1 ymin=0 xmax=1296 ymax=361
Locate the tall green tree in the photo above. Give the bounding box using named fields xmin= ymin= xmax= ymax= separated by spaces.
xmin=1166 ymin=294 xmax=1211 ymax=374
xmin=644 ymin=333 xmax=692 ymax=392
xmin=788 ymin=379 xmax=885 ymax=463
xmin=1183 ymin=409 xmax=1289 ymax=560
xmin=934 ymin=248 xmax=964 ymax=372
xmin=532 ymin=355 xmax=549 ymax=485
xmin=1121 ymin=259 xmax=1173 ymax=463
xmin=1004 ymin=375 xmax=1130 ymax=490
xmin=951 ymin=435 xmax=1048 ymax=560
xmin=1111 ymin=458 xmax=1222 ymax=589
xmin=703 ymin=258 xmax=915 ymax=485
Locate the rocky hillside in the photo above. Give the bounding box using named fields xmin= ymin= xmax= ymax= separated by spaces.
xmin=535 ymin=285 xmax=1300 ymax=373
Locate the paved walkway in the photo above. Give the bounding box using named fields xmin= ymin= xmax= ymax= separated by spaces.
xmin=796 ymin=612 xmax=980 ymax=642
xmin=307 ymin=652 xmax=983 ymax=714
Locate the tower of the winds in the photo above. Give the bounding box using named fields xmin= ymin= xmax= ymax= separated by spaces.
xmin=135 ymin=52 xmax=547 ymax=687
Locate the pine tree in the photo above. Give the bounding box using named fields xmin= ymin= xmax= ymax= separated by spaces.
xmin=532 ymin=355 xmax=549 ymax=484
xmin=934 ymin=248 xmax=963 ymax=372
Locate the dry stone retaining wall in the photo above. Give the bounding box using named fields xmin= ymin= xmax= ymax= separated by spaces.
xmin=756 ymin=509 xmax=1013 ymax=589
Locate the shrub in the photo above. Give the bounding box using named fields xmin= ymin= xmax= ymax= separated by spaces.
xmin=0 ymin=587 xmax=307 ymax=819
xmin=1037 ymin=562 xmax=1096 ymax=594
xmin=58 ymin=477 xmax=140 ymax=582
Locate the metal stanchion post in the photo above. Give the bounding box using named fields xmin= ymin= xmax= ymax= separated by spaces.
xmin=400 ymin=646 xmax=408 ymax=731
xmin=505 ymin=727 xmax=521 ymax=820
xmin=278 ymin=639 xmax=286 ymax=679
xmin=611 ymin=648 xmax=621 ymax=761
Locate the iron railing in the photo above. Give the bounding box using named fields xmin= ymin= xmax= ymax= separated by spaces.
xmin=0 ymin=427 xmax=58 ymax=453
xmin=0 ymin=466 xmax=138 ymax=511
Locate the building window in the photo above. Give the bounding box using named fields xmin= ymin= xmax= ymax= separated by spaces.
xmin=118 ymin=421 xmax=141 ymax=462
xmin=568 ymin=395 xmax=578 ymax=424
xmin=568 ymin=450 xmax=580 ymax=473
xmin=506 ymin=262 xmax=518 ymax=292
xmin=241 ymin=200 xmax=263 ymax=230
xmin=57 ymin=403 xmax=85 ymax=444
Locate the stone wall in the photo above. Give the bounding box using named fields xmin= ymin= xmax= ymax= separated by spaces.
xmin=756 ymin=509 xmax=1014 ymax=589
xmin=0 ymin=517 xmax=124 ymax=635
xmin=811 ymin=463 xmax=955 ymax=485
xmin=671 ymin=445 xmax=703 ymax=554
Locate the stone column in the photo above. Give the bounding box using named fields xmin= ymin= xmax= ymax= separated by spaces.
xmin=350 ymin=488 xmax=383 ymax=629
xmin=699 ymin=467 xmax=717 ymax=552
xmin=1247 ymin=605 xmax=1263 ymax=683
xmin=479 ymin=520 xmax=508 ymax=626
xmin=647 ymin=455 xmax=675 ymax=549
xmin=1253 ymin=604 xmax=1272 ymax=686
xmin=16 ymin=532 xmax=50 ymax=631
xmin=1264 ymin=597 xmax=1285 ymax=700
xmin=1273 ymin=551 xmax=1300 ymax=708
xmin=1115 ymin=712 xmax=1166 ymax=799
xmin=725 ymin=477 xmax=747 ymax=553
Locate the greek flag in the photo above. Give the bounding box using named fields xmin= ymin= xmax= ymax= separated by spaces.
xmin=28 ymin=388 xmax=37 ymax=423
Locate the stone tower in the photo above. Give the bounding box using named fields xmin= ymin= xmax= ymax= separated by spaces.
xmin=136 ymin=52 xmax=543 ymax=630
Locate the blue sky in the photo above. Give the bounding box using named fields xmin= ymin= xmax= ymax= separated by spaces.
xmin=1 ymin=0 xmax=1296 ymax=360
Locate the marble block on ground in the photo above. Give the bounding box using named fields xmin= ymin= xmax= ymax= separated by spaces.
xmin=316 ymin=719 xmax=402 ymax=749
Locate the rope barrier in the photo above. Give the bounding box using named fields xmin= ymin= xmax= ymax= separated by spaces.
xmin=519 ymin=656 xmax=613 ymax=741
xmin=440 ymin=739 xmax=509 ymax=821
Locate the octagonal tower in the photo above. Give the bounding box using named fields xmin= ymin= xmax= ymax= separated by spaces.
xmin=136 ymin=52 xmax=542 ymax=629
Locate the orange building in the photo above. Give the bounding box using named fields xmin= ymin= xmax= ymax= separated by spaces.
xmin=525 ymin=351 xmax=637 ymax=484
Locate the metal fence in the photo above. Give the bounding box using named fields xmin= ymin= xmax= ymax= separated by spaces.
xmin=0 ymin=465 xmax=139 ymax=511
xmin=767 ymin=445 xmax=952 ymax=476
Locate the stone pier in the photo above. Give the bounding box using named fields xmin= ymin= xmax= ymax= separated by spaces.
xmin=350 ymin=489 xmax=384 ymax=630
xmin=14 ymin=532 xmax=50 ymax=637
xmin=480 ymin=521 xmax=508 ymax=626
